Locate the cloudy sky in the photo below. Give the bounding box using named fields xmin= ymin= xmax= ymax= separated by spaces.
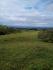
xmin=0 ymin=0 xmax=53 ymax=27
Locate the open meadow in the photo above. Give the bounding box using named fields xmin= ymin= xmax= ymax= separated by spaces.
xmin=0 ymin=30 xmax=53 ymax=70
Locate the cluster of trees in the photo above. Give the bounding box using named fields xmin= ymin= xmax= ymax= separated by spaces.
xmin=38 ymin=29 xmax=53 ymax=43
xmin=0 ymin=25 xmax=20 ymax=35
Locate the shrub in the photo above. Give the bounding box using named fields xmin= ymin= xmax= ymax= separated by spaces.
xmin=38 ymin=29 xmax=53 ymax=43
xmin=0 ymin=25 xmax=22 ymax=35
xmin=0 ymin=25 xmax=15 ymax=35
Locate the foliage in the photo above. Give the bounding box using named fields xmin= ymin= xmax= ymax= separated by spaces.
xmin=38 ymin=29 xmax=53 ymax=43
xmin=0 ymin=25 xmax=22 ymax=35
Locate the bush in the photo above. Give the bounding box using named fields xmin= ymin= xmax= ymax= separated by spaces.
xmin=0 ymin=25 xmax=15 ymax=35
xmin=0 ymin=25 xmax=8 ymax=35
xmin=38 ymin=29 xmax=53 ymax=43
xmin=0 ymin=25 xmax=22 ymax=35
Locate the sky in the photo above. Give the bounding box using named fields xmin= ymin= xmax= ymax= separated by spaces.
xmin=0 ymin=0 xmax=53 ymax=27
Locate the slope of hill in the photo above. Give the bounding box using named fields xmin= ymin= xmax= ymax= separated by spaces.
xmin=0 ymin=31 xmax=53 ymax=70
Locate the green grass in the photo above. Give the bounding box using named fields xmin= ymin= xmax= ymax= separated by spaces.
xmin=0 ymin=30 xmax=53 ymax=70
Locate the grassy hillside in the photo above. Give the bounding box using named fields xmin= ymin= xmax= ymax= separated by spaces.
xmin=0 ymin=30 xmax=53 ymax=70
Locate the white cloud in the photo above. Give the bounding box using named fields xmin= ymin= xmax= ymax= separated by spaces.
xmin=0 ymin=0 xmax=53 ymax=27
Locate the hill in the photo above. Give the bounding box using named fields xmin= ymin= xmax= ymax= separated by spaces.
xmin=0 ymin=30 xmax=53 ymax=70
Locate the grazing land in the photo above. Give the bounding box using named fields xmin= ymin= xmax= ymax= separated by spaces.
xmin=0 ymin=30 xmax=53 ymax=70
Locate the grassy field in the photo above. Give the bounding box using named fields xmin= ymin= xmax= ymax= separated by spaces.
xmin=0 ymin=30 xmax=53 ymax=70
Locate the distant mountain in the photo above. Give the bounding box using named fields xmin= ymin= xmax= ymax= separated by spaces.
xmin=0 ymin=18 xmax=53 ymax=28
